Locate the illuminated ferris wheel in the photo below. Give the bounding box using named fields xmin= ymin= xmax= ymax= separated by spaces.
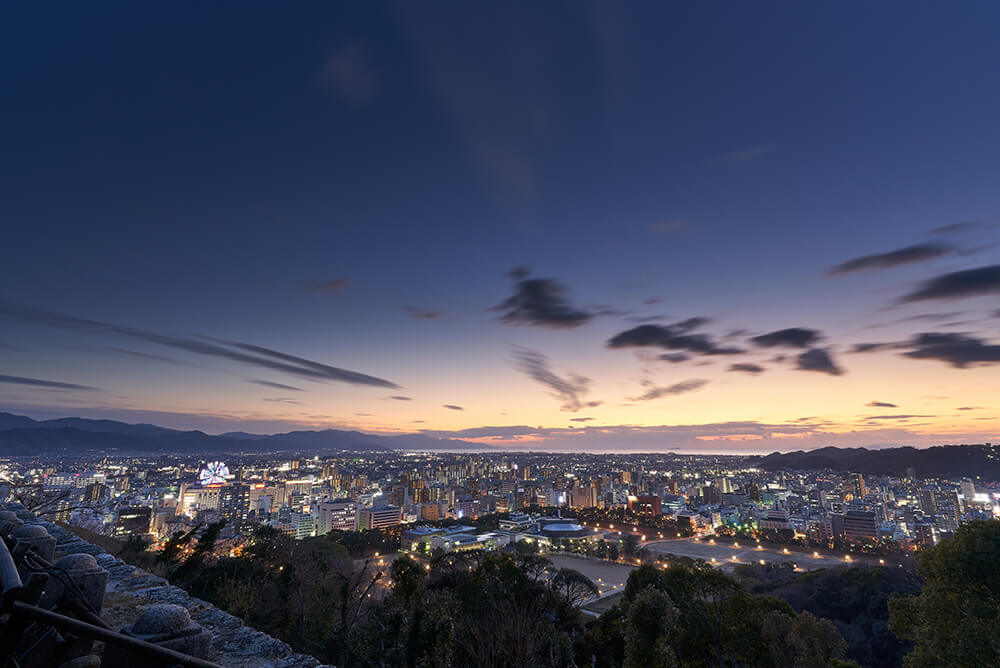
xmin=199 ymin=461 xmax=230 ymax=485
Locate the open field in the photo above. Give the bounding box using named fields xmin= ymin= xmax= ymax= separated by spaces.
xmin=642 ymin=537 xmax=897 ymax=571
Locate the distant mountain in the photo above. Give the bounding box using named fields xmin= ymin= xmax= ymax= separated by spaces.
xmin=750 ymin=443 xmax=1000 ymax=479
xmin=0 ymin=411 xmax=488 ymax=456
xmin=0 ymin=413 xmax=41 ymax=431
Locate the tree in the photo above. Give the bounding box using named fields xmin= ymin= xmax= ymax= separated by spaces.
xmin=889 ymin=520 xmax=1000 ymax=667
xmin=390 ymin=554 xmax=426 ymax=604
xmin=762 ymin=610 xmax=846 ymax=668
xmin=623 ymin=587 xmax=679 ymax=668
xmin=551 ymin=567 xmax=598 ymax=607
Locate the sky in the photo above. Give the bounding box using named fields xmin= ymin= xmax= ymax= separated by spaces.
xmin=1 ymin=2 xmax=999 ymax=453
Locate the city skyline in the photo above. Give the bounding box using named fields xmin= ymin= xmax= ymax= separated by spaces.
xmin=3 ymin=3 xmax=1000 ymax=453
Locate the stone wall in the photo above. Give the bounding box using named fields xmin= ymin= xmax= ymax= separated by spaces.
xmin=6 ymin=506 xmax=330 ymax=668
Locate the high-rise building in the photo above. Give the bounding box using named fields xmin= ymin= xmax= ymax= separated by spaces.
xmin=842 ymin=510 xmax=878 ymax=544
xmin=292 ymin=512 xmax=315 ymax=540
xmin=177 ymin=482 xmax=223 ymax=517
xmin=851 ymin=473 xmax=866 ymax=500
xmin=358 ymin=504 xmax=402 ymax=530
xmin=220 ymin=483 xmax=251 ymax=526
xmin=628 ymin=495 xmax=662 ymax=516
xmin=316 ymin=500 xmax=358 ymax=533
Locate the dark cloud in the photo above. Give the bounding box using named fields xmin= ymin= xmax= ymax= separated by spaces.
xmin=405 ymin=307 xmax=442 ymax=319
xmin=827 ymin=243 xmax=951 ymax=275
xmin=866 ymin=401 xmax=898 ymax=408
xmin=607 ymin=318 xmax=742 ymax=356
xmin=262 ymin=397 xmax=301 ymax=405
xmin=899 ymin=265 xmax=1000 ymax=302
xmin=0 ymin=374 xmax=99 ymax=392
xmin=390 ymin=395 xmax=413 ymax=401
xmin=513 ymin=348 xmax=592 ymax=412
xmin=751 ymin=328 xmax=822 ymax=349
xmin=929 ymin=221 xmax=982 ymax=235
xmin=442 ymin=404 xmax=464 ymax=411
xmin=493 ymin=272 xmax=592 ymax=328
xmin=795 ymin=348 xmax=843 ymax=375
xmin=728 ymin=363 xmax=765 ymax=375
xmin=852 ymin=342 xmax=893 ymax=353
xmin=0 ymin=300 xmax=399 ymax=389
xmin=642 ymin=297 xmax=663 ymax=305
xmin=902 ymin=332 xmax=1000 ymax=367
xmin=570 ymin=417 xmax=594 ymax=422
xmin=249 ymin=380 xmax=305 ymax=392
xmin=629 ymin=379 xmax=708 ymax=401
xmin=303 ymin=278 xmax=351 ymax=293
xmin=957 ymin=406 xmax=984 ymax=411
xmin=659 ymin=353 xmax=690 ymax=363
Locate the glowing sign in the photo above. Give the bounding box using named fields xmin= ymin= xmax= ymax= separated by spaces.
xmin=199 ymin=461 xmax=230 ymax=485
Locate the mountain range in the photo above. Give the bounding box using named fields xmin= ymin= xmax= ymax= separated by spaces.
xmin=0 ymin=412 xmax=487 ymax=456
xmin=749 ymin=444 xmax=1000 ymax=480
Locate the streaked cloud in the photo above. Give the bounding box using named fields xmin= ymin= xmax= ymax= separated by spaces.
xmin=827 ymin=243 xmax=951 ymax=275
xmin=0 ymin=374 xmax=100 ymax=392
xmin=513 ymin=347 xmax=593 ymax=412
xmin=899 ymin=265 xmax=1000 ymax=303
xmin=0 ymin=300 xmax=399 ymax=389
xmin=628 ymin=378 xmax=708 ymax=401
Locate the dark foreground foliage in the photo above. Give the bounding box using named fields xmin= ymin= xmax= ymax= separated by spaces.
xmin=111 ymin=519 xmax=1000 ymax=667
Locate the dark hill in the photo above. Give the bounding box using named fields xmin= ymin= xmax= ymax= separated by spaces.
xmin=750 ymin=443 xmax=1000 ymax=479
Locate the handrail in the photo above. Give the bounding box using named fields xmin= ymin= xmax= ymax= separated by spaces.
xmin=10 ymin=601 xmax=223 ymax=668
xmin=0 ymin=531 xmax=222 ymax=668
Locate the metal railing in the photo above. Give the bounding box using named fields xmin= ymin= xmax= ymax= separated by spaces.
xmin=0 ymin=526 xmax=221 ymax=668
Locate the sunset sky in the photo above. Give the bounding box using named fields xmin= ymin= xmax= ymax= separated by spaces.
xmin=2 ymin=2 xmax=999 ymax=452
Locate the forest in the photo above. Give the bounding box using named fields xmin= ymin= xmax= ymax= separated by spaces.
xmin=112 ymin=520 xmax=999 ymax=667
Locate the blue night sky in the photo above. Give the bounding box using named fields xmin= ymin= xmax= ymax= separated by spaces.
xmin=2 ymin=2 xmax=999 ymax=452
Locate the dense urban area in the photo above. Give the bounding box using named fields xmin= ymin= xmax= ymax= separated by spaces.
xmin=3 ymin=448 xmax=998 ymax=666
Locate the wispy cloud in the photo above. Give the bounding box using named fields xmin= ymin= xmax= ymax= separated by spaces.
xmin=0 ymin=301 xmax=399 ymax=389
xmin=248 ymin=380 xmax=305 ymax=392
xmin=0 ymin=374 xmax=100 ymax=392
xmin=629 ymin=378 xmax=708 ymax=401
xmin=405 ymin=307 xmax=442 ymax=319
xmin=442 ymin=404 xmax=464 ymax=411
xmin=828 ymin=243 xmax=951 ymax=275
xmin=866 ymin=401 xmax=898 ymax=408
xmin=513 ymin=347 xmax=593 ymax=412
